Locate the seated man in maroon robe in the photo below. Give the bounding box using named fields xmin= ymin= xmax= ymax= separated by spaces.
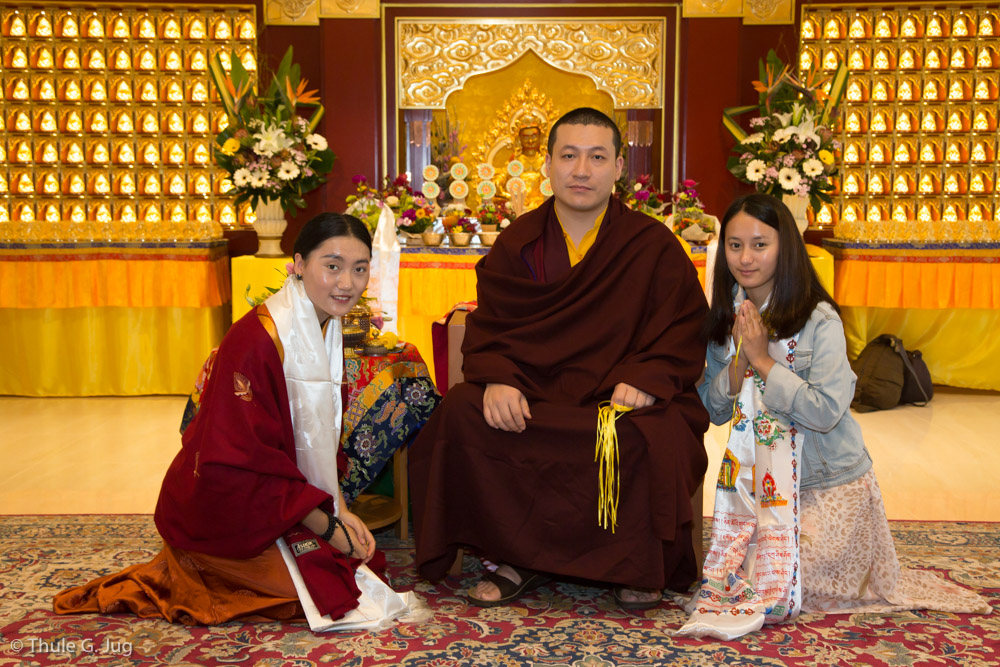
xmin=409 ymin=107 xmax=710 ymax=609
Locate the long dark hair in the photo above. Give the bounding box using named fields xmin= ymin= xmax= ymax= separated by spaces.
xmin=293 ymin=212 xmax=372 ymax=260
xmin=704 ymin=193 xmax=838 ymax=345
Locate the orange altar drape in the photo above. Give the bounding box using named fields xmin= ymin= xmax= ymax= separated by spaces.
xmin=825 ymin=239 xmax=1000 ymax=391
xmin=0 ymin=241 xmax=231 ymax=396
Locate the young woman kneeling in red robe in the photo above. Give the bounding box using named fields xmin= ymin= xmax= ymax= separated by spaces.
xmin=54 ymin=213 xmax=419 ymax=630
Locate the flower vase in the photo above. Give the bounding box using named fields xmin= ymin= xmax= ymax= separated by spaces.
xmin=421 ymin=231 xmax=444 ymax=246
xmin=255 ymin=199 xmax=287 ymax=257
xmin=400 ymin=231 xmax=423 ymax=246
xmin=449 ymin=232 xmax=472 ymax=247
xmin=478 ymin=231 xmax=500 ymax=247
xmin=782 ymin=194 xmax=810 ymax=236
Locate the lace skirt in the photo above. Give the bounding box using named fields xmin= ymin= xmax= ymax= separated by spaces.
xmin=799 ymin=470 xmax=990 ymax=614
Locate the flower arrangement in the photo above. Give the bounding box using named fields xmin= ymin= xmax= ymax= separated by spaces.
xmin=670 ymin=179 xmax=714 ymax=235
xmin=617 ymin=174 xmax=671 ymax=217
xmin=208 ymin=47 xmax=335 ymax=214
xmin=474 ymin=201 xmax=514 ymax=230
xmin=443 ymin=210 xmax=476 ymax=234
xmin=397 ymin=198 xmax=437 ymax=235
xmin=345 ymin=175 xmax=384 ymax=231
xmin=345 ymin=174 xmax=438 ymax=234
xmin=723 ymin=49 xmax=848 ymax=211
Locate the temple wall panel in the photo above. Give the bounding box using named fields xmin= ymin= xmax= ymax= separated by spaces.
xmin=0 ymin=0 xmax=807 ymax=247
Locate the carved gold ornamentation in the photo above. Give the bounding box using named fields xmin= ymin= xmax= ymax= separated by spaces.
xmin=743 ymin=0 xmax=794 ymax=25
xmin=264 ymin=0 xmax=319 ymax=25
xmin=262 ymin=0 xmax=378 ymax=22
xmin=398 ymin=20 xmax=663 ymax=109
xmin=683 ymin=0 xmax=792 ymax=23
xmin=682 ymin=0 xmax=742 ymax=18
xmin=319 ymin=0 xmax=378 ymax=19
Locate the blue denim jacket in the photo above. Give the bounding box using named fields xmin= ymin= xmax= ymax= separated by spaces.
xmin=699 ymin=301 xmax=872 ymax=490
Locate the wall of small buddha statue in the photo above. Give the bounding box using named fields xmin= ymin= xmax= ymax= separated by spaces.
xmin=0 ymin=4 xmax=259 ymax=241
xmin=0 ymin=0 xmax=337 ymax=253
xmin=0 ymin=0 xmax=801 ymax=252
xmin=801 ymin=4 xmax=1000 ymax=241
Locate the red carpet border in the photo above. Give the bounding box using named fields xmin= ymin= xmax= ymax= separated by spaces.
xmin=0 ymin=515 xmax=997 ymax=666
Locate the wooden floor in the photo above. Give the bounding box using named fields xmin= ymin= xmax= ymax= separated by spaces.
xmin=0 ymin=387 xmax=997 ymax=521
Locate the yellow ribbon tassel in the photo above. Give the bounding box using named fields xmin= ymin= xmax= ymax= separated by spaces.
xmin=595 ymin=401 xmax=633 ymax=532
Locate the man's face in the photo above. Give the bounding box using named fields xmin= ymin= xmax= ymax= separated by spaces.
xmin=519 ymin=127 xmax=541 ymax=152
xmin=545 ymin=123 xmax=623 ymax=218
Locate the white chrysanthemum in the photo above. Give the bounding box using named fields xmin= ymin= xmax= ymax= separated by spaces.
xmin=253 ymin=123 xmax=293 ymax=157
xmin=742 ymin=132 xmax=765 ymax=145
xmin=385 ymin=195 xmax=399 ymax=206
xmin=778 ymin=167 xmax=802 ymax=192
xmin=634 ymin=182 xmax=643 ymax=191
xmin=802 ymin=158 xmax=824 ymax=177
xmin=306 ymin=133 xmax=328 ymax=151
xmin=233 ymin=168 xmax=251 ymax=187
xmin=277 ymin=161 xmax=300 ymax=181
xmin=745 ymin=159 xmax=767 ymax=183
xmin=249 ymin=173 xmax=269 ymax=188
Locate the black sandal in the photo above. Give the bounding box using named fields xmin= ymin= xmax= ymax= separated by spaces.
xmin=613 ymin=586 xmax=663 ymax=611
xmin=466 ymin=566 xmax=551 ymax=608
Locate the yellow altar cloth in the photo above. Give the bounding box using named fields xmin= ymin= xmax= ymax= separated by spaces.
xmin=676 ymin=237 xmax=706 ymax=285
xmin=0 ymin=242 xmax=230 ymax=396
xmin=806 ymin=243 xmax=834 ymax=296
xmin=398 ymin=247 xmax=484 ymax=380
xmin=824 ymin=239 xmax=1000 ymax=391
xmin=230 ymin=255 xmax=291 ymax=322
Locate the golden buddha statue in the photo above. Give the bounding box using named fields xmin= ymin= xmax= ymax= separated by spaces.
xmin=497 ymin=124 xmax=548 ymax=214
xmin=470 ymin=79 xmax=559 ymax=214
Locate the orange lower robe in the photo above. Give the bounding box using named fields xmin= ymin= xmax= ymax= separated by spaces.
xmin=54 ymin=542 xmax=303 ymax=625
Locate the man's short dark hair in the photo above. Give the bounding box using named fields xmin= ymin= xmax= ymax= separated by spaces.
xmin=547 ymin=107 xmax=622 ymax=157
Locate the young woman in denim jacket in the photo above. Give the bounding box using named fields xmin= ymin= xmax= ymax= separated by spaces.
xmin=695 ymin=193 xmax=988 ymax=620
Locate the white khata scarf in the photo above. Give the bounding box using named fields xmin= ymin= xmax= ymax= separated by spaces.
xmin=676 ymin=289 xmax=801 ymax=640
xmin=265 ymin=275 xmax=344 ymax=504
xmin=265 ymin=276 xmax=425 ymax=632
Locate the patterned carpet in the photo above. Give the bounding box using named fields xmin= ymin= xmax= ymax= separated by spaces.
xmin=0 ymin=515 xmax=997 ymax=666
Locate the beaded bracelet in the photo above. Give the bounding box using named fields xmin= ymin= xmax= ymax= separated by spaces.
xmin=319 ymin=509 xmax=356 ymax=557
xmin=320 ymin=508 xmax=338 ymax=541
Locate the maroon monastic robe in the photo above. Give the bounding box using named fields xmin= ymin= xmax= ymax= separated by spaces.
xmin=410 ymin=196 xmax=710 ymax=591
xmin=55 ymin=307 xmax=364 ymax=623
xmin=155 ymin=306 xmax=330 ymax=557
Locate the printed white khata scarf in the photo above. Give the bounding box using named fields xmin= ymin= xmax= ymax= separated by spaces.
xmin=676 ymin=290 xmax=801 ymax=640
xmin=265 ymin=277 xmax=426 ymax=632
